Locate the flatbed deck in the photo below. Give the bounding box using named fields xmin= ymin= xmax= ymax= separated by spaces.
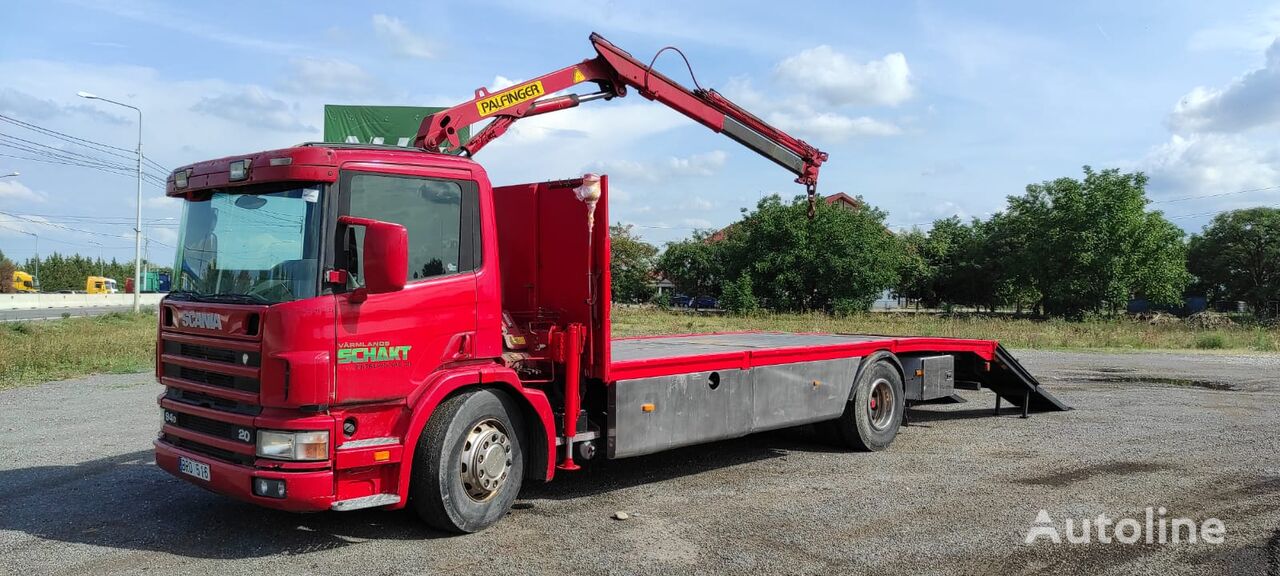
xmin=607 ymin=331 xmax=1070 ymax=412
xmin=608 ymin=331 xmax=1003 ymax=381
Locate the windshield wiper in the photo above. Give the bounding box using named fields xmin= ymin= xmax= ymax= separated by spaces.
xmin=166 ymin=290 xmax=270 ymax=305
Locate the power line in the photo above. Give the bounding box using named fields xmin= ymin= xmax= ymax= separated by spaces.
xmin=0 ymin=209 xmax=138 ymax=241
xmin=0 ymin=222 xmax=132 ymax=248
xmin=143 ymin=155 xmax=171 ymax=174
xmin=0 ymin=116 xmax=170 ymax=184
xmin=1150 ymin=185 xmax=1280 ymax=205
xmin=0 ymin=113 xmax=134 ymax=155
xmin=0 ymin=135 xmax=170 ymax=182
xmin=0 ymin=150 xmax=168 ymax=187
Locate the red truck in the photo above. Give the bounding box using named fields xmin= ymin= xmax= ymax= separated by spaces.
xmin=154 ymin=34 xmax=1066 ymax=533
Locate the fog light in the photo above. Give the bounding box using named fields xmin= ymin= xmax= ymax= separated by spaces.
xmin=253 ymin=477 xmax=286 ymax=499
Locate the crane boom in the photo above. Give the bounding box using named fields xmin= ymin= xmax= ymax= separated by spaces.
xmin=414 ymin=33 xmax=829 ymax=207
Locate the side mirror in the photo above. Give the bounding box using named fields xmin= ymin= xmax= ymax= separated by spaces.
xmin=338 ymin=215 xmax=407 ymax=295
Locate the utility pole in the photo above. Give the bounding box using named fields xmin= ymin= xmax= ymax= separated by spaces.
xmin=78 ymin=91 xmax=143 ymax=312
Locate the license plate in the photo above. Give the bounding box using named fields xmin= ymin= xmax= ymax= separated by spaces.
xmin=178 ymin=456 xmax=211 ymax=481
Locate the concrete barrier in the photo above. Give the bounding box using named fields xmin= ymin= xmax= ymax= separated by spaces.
xmin=0 ymin=293 xmax=166 ymax=310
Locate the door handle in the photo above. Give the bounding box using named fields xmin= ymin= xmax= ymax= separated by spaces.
xmin=450 ymin=333 xmax=473 ymax=361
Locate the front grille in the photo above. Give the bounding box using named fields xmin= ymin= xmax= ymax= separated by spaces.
xmin=160 ymin=332 xmax=264 ymax=468
xmin=163 ymin=434 xmax=254 ymax=466
xmin=164 ymin=340 xmax=260 ymax=367
xmin=165 ymin=408 xmax=255 ymax=446
xmin=164 ymin=364 xmax=259 ymax=393
xmin=165 ymin=387 xmax=261 ymax=415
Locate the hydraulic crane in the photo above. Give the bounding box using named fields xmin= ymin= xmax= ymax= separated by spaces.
xmin=414 ymin=32 xmax=830 ymax=215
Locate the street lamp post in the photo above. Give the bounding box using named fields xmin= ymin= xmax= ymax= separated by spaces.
xmin=17 ymin=230 xmax=39 ymax=291
xmin=0 ymin=171 xmax=19 ymax=179
xmin=88 ymin=240 xmax=105 ymax=276
xmin=78 ymin=91 xmax=142 ymax=312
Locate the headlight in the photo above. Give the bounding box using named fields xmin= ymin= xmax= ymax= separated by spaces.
xmin=256 ymin=430 xmax=330 ymax=461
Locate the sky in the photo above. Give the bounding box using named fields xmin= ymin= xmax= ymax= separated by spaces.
xmin=1 ymin=0 xmax=1279 ymax=267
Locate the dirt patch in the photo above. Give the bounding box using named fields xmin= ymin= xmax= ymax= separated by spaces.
xmin=1094 ymin=366 xmax=1138 ymax=374
xmin=1020 ymin=461 xmax=1173 ymax=488
xmin=1085 ymin=373 xmax=1237 ymax=391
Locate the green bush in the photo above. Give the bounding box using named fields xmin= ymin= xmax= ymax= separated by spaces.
xmin=1195 ymin=333 xmax=1226 ymax=350
xmin=720 ymin=273 xmax=758 ymax=314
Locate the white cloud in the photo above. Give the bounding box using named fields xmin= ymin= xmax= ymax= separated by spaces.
xmin=767 ymin=110 xmax=901 ymax=141
xmin=1189 ymin=8 xmax=1280 ymax=53
xmin=1169 ymin=38 xmax=1280 ymax=134
xmin=372 ymin=14 xmax=434 ymax=60
xmin=723 ymin=78 xmax=901 ymax=142
xmin=679 ymin=197 xmax=714 ymax=211
xmin=491 ymin=76 xmax=519 ymax=91
xmin=191 ymin=87 xmax=315 ymax=133
xmin=586 ymin=150 xmax=728 ymax=183
xmin=0 ymin=88 xmax=128 ymax=124
xmin=147 ymin=226 xmax=178 ymax=247
xmin=666 ymin=150 xmax=727 ymax=177
xmin=143 ymin=195 xmax=178 ymax=209
xmin=680 ymin=218 xmax=714 ymax=229
xmin=1139 ymin=37 xmax=1280 ymax=217
xmin=278 ymin=58 xmax=377 ymax=98
xmin=775 ymin=46 xmax=913 ymax=107
xmin=1141 ymin=133 xmax=1280 ymax=203
xmin=0 ymin=180 xmax=45 ymax=204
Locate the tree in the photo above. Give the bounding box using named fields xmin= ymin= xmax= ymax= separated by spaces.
xmin=719 ymin=272 xmax=758 ymax=314
xmin=0 ymin=250 xmax=14 ymax=294
xmin=1188 ymin=207 xmax=1280 ymax=317
xmin=927 ymin=217 xmax=997 ymax=311
xmin=1006 ymin=167 xmax=1189 ymax=318
xmin=719 ymin=194 xmax=902 ymax=312
xmin=893 ymin=228 xmax=933 ymax=306
xmin=656 ymin=231 xmax=723 ymax=298
xmin=608 ymin=223 xmax=658 ymax=303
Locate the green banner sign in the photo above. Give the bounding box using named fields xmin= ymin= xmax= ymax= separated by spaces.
xmin=323 ymin=105 xmax=469 ymax=148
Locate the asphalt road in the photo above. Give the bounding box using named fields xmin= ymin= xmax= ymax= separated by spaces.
xmin=0 ymin=305 xmax=143 ymax=322
xmin=1 ymin=350 xmax=1277 ymax=575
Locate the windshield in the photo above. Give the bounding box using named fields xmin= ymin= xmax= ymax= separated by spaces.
xmin=173 ymin=186 xmax=325 ymax=304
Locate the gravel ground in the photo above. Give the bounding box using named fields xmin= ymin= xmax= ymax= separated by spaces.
xmin=1 ymin=349 xmax=1277 ymax=575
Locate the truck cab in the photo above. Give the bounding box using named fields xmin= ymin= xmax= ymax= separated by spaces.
xmin=12 ymin=270 xmax=36 ymax=293
xmin=86 ymin=276 xmax=117 ymax=294
xmin=155 ymin=143 xmax=595 ymax=529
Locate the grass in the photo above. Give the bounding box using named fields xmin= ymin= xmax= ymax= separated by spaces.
xmin=0 ymin=310 xmax=157 ymax=389
xmin=612 ymin=307 xmax=1280 ymax=353
xmin=1 ymin=305 xmax=1276 ymax=390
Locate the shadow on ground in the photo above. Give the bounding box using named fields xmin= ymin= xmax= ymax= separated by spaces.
xmin=0 ymin=427 xmax=855 ymax=559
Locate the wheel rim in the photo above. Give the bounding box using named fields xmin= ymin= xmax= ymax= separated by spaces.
xmin=868 ymin=377 xmax=896 ymax=430
xmin=459 ymin=418 xmax=513 ymax=502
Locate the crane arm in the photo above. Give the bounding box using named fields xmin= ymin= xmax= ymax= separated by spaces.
xmin=414 ymin=33 xmax=829 ymax=205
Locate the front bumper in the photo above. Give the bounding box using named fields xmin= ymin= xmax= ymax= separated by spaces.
xmin=154 ymin=439 xmax=335 ymax=512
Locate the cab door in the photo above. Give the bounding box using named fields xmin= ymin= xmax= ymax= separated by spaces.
xmin=333 ymin=163 xmax=483 ymax=404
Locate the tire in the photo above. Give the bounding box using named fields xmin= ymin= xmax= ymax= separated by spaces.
xmin=411 ymin=388 xmax=526 ymax=533
xmin=830 ymin=356 xmax=904 ymax=451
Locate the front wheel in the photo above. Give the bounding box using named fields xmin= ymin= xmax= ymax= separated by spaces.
xmin=829 ymin=357 xmax=904 ymax=451
xmin=411 ymin=388 xmax=526 ymax=533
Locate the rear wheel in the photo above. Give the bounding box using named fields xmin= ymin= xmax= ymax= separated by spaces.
xmin=411 ymin=388 xmax=526 ymax=533
xmin=830 ymin=357 xmax=904 ymax=451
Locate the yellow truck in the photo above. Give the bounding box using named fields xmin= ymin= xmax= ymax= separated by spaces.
xmin=86 ymin=276 xmax=118 ymax=294
xmin=11 ymin=270 xmax=36 ymax=293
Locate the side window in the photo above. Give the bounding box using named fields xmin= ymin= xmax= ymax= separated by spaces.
xmin=343 ymin=171 xmax=478 ymax=284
